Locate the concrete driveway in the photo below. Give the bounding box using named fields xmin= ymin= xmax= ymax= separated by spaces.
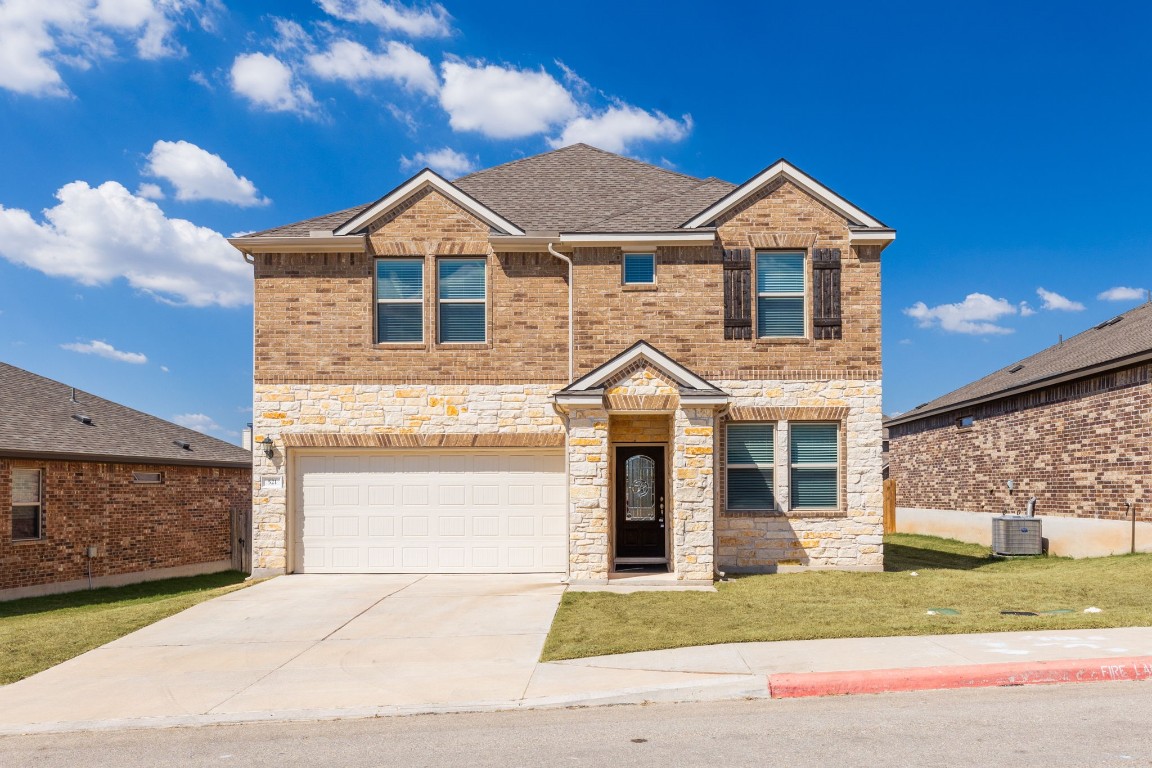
xmin=0 ymin=574 xmax=571 ymax=729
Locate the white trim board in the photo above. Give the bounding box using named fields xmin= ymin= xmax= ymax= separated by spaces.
xmin=334 ymin=169 xmax=524 ymax=236
xmin=683 ymin=159 xmax=888 ymax=230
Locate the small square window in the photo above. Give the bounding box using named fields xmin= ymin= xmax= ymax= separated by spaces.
xmin=623 ymin=253 xmax=655 ymax=285
xmin=132 ymin=471 xmax=164 ymax=484
xmin=957 ymin=416 xmax=974 ymax=428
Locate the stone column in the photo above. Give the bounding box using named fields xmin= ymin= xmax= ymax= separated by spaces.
xmin=252 ymin=384 xmax=293 ymax=577
xmin=671 ymin=407 xmax=716 ymax=581
xmin=566 ymin=407 xmax=610 ymax=581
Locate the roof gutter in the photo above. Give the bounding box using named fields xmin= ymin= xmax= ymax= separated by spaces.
xmin=886 ymin=348 xmax=1152 ymax=428
xmin=228 ymin=234 xmax=367 ymax=255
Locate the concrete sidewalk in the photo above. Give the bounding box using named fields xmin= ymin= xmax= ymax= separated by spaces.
xmin=0 ymin=575 xmax=1150 ymax=735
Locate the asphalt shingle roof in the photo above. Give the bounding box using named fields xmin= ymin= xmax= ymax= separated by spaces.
xmin=888 ymin=301 xmax=1152 ymax=425
xmin=248 ymin=144 xmax=736 ymax=238
xmin=0 ymin=362 xmax=252 ymax=467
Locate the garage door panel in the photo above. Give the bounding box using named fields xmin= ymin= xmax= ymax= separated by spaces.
xmin=296 ymin=450 xmax=567 ymax=573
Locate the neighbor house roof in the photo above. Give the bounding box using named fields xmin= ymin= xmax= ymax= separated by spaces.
xmin=886 ymin=301 xmax=1152 ymax=427
xmin=0 ymin=362 xmax=252 ymax=467
xmin=236 ymin=144 xmax=893 ymax=247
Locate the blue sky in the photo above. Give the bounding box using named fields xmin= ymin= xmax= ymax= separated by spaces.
xmin=0 ymin=0 xmax=1149 ymax=441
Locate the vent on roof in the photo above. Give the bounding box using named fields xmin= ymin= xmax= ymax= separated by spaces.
xmin=173 ymin=440 xmax=192 ymax=451
xmin=1008 ymin=364 xmax=1024 ymax=373
xmin=1095 ymin=316 xmax=1124 ymax=330
xmin=914 ymin=402 xmax=928 ymax=410
xmin=71 ymin=414 xmax=93 ymax=425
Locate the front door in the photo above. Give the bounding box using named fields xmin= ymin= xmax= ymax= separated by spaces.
xmin=614 ymin=445 xmax=666 ymax=562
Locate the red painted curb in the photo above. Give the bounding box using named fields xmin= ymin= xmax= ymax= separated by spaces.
xmin=766 ymin=656 xmax=1152 ymax=699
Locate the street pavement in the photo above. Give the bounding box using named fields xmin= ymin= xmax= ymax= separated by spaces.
xmin=0 ymin=574 xmax=1150 ymax=735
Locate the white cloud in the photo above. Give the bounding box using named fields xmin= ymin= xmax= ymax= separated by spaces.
xmin=1018 ymin=301 xmax=1036 ymax=317
xmin=904 ymin=293 xmax=1018 ymax=335
xmin=60 ymin=339 xmax=148 ymax=364
xmin=307 ymin=39 xmax=437 ymax=95
xmin=136 ymin=182 xmax=165 ymax=200
xmin=171 ymin=412 xmax=220 ymax=432
xmin=1098 ymin=286 xmax=1146 ymax=302
xmin=400 ymin=147 xmax=475 ymax=176
xmin=171 ymin=412 xmax=238 ymax=439
xmin=0 ymin=0 xmax=204 ymax=97
xmin=230 ymin=52 xmax=315 ymax=113
xmin=316 ymin=0 xmax=451 ymax=38
xmin=440 ymin=60 xmax=578 ymax=139
xmin=1036 ymin=287 xmax=1085 ymax=312
xmin=550 ymin=104 xmax=693 ymax=154
xmin=144 ymin=140 xmax=269 ymax=206
xmin=160 ymin=365 xmax=170 ymax=373
xmin=0 ymin=180 xmax=252 ymax=307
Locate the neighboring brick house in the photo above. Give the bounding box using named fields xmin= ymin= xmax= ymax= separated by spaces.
xmin=886 ymin=302 xmax=1152 ymax=556
xmin=230 ymin=144 xmax=894 ymax=583
xmin=0 ymin=362 xmax=252 ymax=599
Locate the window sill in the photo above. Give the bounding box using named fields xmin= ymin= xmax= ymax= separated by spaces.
xmin=622 ymin=284 xmax=658 ymax=291
xmin=754 ymin=337 xmax=812 ymax=346
xmin=374 ymin=342 xmax=429 ymax=351
xmin=435 ymin=342 xmax=492 ymax=350
xmin=11 ymin=537 xmax=45 ymax=544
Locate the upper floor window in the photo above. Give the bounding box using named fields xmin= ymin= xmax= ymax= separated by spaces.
xmin=438 ymin=258 xmax=487 ymax=343
xmin=790 ymin=423 xmax=839 ymax=509
xmin=726 ymin=423 xmax=774 ymax=510
xmin=376 ymin=259 xmax=424 ymax=343
xmin=623 ymin=253 xmax=655 ymax=285
xmin=12 ymin=468 xmax=42 ymax=541
xmin=756 ymin=251 xmax=805 ymax=337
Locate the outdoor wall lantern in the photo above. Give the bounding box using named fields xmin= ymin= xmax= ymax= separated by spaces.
xmin=258 ymin=436 xmax=274 ymax=458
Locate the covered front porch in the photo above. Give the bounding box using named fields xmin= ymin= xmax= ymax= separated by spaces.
xmin=554 ymin=341 xmax=728 ymax=584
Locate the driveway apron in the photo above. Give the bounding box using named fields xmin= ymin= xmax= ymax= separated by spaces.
xmin=0 ymin=574 xmax=565 ymax=727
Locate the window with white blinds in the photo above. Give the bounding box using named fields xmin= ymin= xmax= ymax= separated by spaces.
xmin=790 ymin=423 xmax=839 ymax=509
xmin=756 ymin=252 xmax=805 ymax=337
xmin=438 ymin=258 xmax=486 ymax=343
xmin=726 ymin=423 xmax=774 ymax=510
xmin=375 ymin=259 xmax=424 ymax=343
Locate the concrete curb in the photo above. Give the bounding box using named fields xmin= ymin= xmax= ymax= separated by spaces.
xmin=766 ymin=656 xmax=1152 ymax=699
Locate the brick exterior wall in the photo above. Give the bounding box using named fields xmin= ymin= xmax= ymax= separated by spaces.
xmin=888 ymin=363 xmax=1151 ymax=521
xmin=253 ymin=181 xmax=881 ymax=386
xmin=0 ymin=458 xmax=247 ymax=593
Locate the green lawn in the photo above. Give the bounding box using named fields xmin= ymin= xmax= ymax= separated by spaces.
xmin=0 ymin=571 xmax=250 ymax=685
xmin=542 ymin=534 xmax=1152 ymax=661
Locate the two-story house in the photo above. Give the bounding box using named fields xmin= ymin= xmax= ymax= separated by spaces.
xmin=230 ymin=144 xmax=893 ymax=583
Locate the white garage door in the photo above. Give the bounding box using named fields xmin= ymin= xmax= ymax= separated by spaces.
xmin=294 ymin=450 xmax=567 ymax=573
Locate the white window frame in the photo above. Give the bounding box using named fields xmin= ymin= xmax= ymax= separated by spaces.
xmin=788 ymin=422 xmax=840 ymax=510
xmin=375 ymin=257 xmax=425 ymax=344
xmin=437 ymin=257 xmax=487 ymax=344
xmin=11 ymin=467 xmax=43 ymax=541
xmin=755 ymin=250 xmax=807 ymax=339
xmin=132 ymin=471 xmax=164 ymax=484
xmin=725 ymin=422 xmax=775 ymax=511
xmin=622 ymin=252 xmax=656 ymax=285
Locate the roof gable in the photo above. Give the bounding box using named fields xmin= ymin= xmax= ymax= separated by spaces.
xmin=682 ymin=159 xmax=887 ymax=230
xmin=559 ymin=341 xmax=725 ymax=395
xmin=0 ymin=362 xmax=252 ymax=466
xmin=334 ymin=169 xmax=524 ymax=236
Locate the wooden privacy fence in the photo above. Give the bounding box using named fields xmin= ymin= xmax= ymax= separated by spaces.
xmin=883 ymin=479 xmax=897 ymax=534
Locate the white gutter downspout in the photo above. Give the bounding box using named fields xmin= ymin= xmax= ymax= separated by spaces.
xmin=546 ymin=243 xmax=574 ymax=383
xmin=547 ymin=242 xmax=575 ymax=584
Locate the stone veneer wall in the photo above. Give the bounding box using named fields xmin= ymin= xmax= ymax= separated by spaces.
xmin=715 ymin=379 xmax=884 ymax=572
xmin=252 ymin=384 xmax=564 ymax=573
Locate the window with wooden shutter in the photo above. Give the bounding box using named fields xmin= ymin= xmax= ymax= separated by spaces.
xmin=722 ymin=248 xmax=752 ymax=340
xmin=811 ymin=248 xmax=842 ymax=340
